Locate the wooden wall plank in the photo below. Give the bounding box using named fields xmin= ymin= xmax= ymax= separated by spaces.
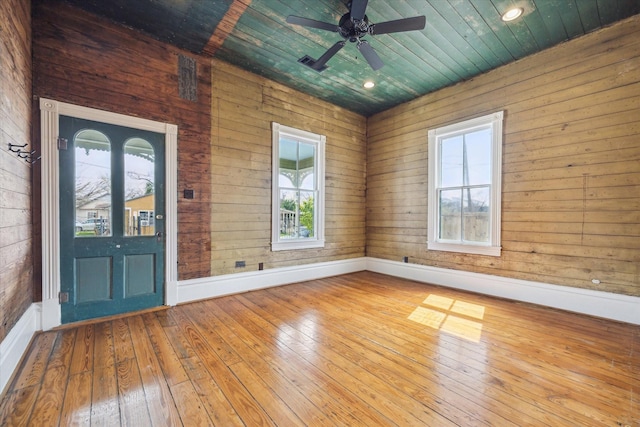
xmin=366 ymin=15 xmax=640 ymax=297
xmin=0 ymin=0 xmax=33 ymax=344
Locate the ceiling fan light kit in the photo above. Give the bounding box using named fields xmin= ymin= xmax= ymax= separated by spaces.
xmin=286 ymin=0 xmax=426 ymax=72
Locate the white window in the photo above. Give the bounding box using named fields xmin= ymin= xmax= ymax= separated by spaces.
xmin=428 ymin=111 xmax=503 ymax=256
xmin=271 ymin=123 xmax=325 ymax=251
xmin=138 ymin=210 xmax=154 ymax=227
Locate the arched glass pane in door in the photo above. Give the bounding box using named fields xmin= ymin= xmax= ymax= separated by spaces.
xmin=74 ymin=129 xmax=112 ymax=237
xmin=124 ymin=138 xmax=155 ymax=237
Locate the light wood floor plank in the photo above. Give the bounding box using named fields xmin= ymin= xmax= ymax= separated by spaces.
xmin=141 ymin=312 xmax=190 ymax=387
xmin=169 ymin=380 xmax=212 ymax=426
xmin=10 ymin=331 xmax=57 ymax=390
xmin=182 ymin=356 xmax=245 ymax=427
xmin=0 ymin=272 xmax=638 ymax=426
xmin=127 ymin=316 xmax=183 ymax=426
xmin=90 ymin=364 xmax=120 ymax=426
xmin=0 ymin=385 xmax=40 ymax=426
xmin=69 ymin=324 xmax=94 ymax=375
xmin=60 ymin=371 xmax=92 ymax=426
xmin=93 ymin=321 xmax=115 ymax=370
xmin=116 ymin=357 xmax=152 ymax=426
xmin=113 ymin=318 xmax=135 ymax=364
xmin=28 ymin=329 xmax=75 ymax=426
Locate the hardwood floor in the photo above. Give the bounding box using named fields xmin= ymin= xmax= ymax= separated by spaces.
xmin=1 ymin=272 xmax=638 ymax=426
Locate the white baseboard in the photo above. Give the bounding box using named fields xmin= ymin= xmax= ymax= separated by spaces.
xmin=366 ymin=258 xmax=640 ymax=325
xmin=41 ymin=297 xmax=61 ymax=331
xmin=0 ymin=303 xmax=42 ymax=395
xmin=177 ymin=257 xmax=368 ymax=304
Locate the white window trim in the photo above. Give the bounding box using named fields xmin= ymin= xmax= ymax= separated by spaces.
xmin=427 ymin=111 xmax=503 ymax=256
xmin=271 ymin=122 xmax=325 ymax=251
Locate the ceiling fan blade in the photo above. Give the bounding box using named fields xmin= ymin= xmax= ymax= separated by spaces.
xmin=286 ymin=15 xmax=338 ymax=32
xmin=357 ymin=40 xmax=384 ymax=70
xmin=370 ymin=16 xmax=426 ymax=35
xmin=313 ymin=41 xmax=346 ymax=70
xmin=350 ymin=0 xmax=369 ymax=21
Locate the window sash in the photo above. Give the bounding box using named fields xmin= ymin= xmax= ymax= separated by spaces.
xmin=428 ymin=111 xmax=503 ymax=256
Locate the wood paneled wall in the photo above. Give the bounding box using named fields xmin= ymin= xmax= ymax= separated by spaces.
xmin=209 ymin=61 xmax=367 ymax=275
xmin=367 ymin=16 xmax=640 ymax=297
xmin=0 ymin=0 xmax=33 ymax=343
xmin=32 ymin=0 xmax=212 ymax=281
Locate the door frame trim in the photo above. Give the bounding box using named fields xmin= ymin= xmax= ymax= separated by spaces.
xmin=39 ymin=98 xmax=178 ymax=330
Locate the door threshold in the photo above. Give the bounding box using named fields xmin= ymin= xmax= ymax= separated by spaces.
xmin=52 ymin=305 xmax=169 ymax=331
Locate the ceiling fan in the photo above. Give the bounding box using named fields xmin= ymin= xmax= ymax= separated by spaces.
xmin=286 ymin=0 xmax=426 ymax=72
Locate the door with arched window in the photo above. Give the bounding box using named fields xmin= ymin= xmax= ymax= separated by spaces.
xmin=59 ymin=116 xmax=165 ymax=323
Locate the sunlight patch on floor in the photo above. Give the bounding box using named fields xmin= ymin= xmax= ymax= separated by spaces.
xmin=407 ymin=306 xmax=446 ymax=329
xmin=409 ymin=294 xmax=485 ymax=342
xmin=450 ymin=300 xmax=485 ymax=320
xmin=441 ymin=315 xmax=483 ymax=342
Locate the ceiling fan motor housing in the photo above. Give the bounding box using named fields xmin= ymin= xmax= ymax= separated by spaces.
xmin=339 ymin=13 xmax=370 ymax=42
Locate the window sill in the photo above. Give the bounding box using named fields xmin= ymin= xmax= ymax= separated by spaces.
xmin=271 ymin=239 xmax=325 ymax=252
xmin=427 ymin=241 xmax=501 ymax=257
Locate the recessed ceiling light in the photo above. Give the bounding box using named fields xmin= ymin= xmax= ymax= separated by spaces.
xmin=363 ymin=80 xmax=375 ymax=89
xmin=501 ymin=7 xmax=523 ymax=22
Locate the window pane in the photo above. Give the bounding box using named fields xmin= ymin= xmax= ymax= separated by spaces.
xmin=279 ymin=173 xmax=293 ymax=188
xmin=440 ymin=135 xmax=463 ymax=188
xmin=74 ymin=129 xmax=112 ymax=237
xmin=279 ymin=189 xmax=298 ymax=239
xmin=279 ymin=138 xmax=298 ymax=187
xmin=300 ymin=171 xmax=314 ymax=190
xmin=299 ymin=143 xmax=315 ymax=190
xmin=463 ymin=187 xmax=490 ymax=242
xmin=439 ymin=189 xmax=461 ymax=240
xmin=465 ymin=128 xmax=492 ymax=186
xmin=124 ymin=138 xmax=155 ymax=236
xmin=299 ymin=191 xmax=315 ymax=238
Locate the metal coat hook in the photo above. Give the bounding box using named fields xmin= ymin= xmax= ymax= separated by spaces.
xmin=8 ymin=143 xmax=41 ymax=164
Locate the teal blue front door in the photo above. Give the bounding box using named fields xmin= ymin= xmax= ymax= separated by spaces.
xmin=59 ymin=116 xmax=165 ymax=323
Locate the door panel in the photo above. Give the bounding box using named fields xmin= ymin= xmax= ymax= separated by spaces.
xmin=59 ymin=116 xmax=165 ymax=323
xmin=76 ymin=257 xmax=112 ymax=303
xmin=124 ymin=254 xmax=156 ymax=297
